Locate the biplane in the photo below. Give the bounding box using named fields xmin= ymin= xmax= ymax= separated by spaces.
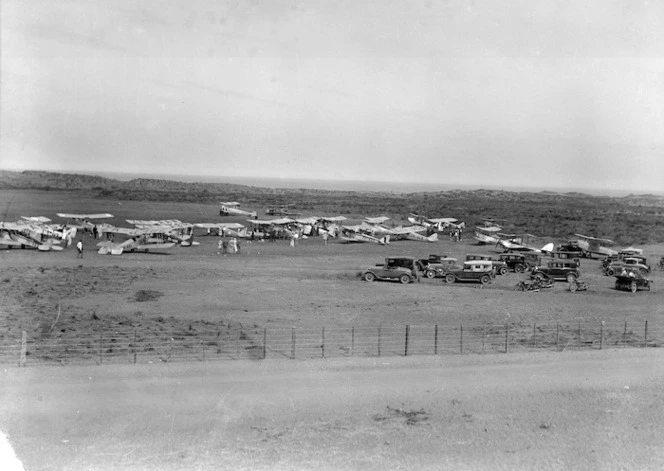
xmin=473 ymin=225 xmax=502 ymax=244
xmin=408 ymin=213 xmax=462 ymax=231
xmin=497 ymin=233 xmax=554 ymax=253
xmin=56 ymin=213 xmax=114 ymax=232
xmin=194 ymin=222 xmax=246 ymax=237
xmin=127 ymin=220 xmax=199 ymax=246
xmin=0 ymin=218 xmax=65 ymax=251
xmin=388 ymin=226 xmax=439 ymax=243
xmin=339 ymin=225 xmax=390 ymax=245
xmin=219 ymin=202 xmax=257 ymax=218
xmin=96 ymin=227 xmax=177 ymax=255
xmin=572 ymin=234 xmax=618 ymax=258
xmin=265 ymin=204 xmax=299 ymax=217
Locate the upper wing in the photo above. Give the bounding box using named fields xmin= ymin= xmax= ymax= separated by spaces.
xmin=364 ymin=216 xmax=390 ymax=225
xmin=57 ymin=213 xmax=114 ymax=219
xmin=21 ymin=216 xmax=52 ymax=223
xmin=321 ymin=216 xmax=347 ymax=222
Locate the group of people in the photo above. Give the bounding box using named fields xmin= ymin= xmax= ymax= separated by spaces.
xmin=217 ymin=237 xmax=241 ymax=255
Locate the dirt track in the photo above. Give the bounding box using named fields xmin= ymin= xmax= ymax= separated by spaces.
xmin=2 ymin=350 xmax=664 ymax=470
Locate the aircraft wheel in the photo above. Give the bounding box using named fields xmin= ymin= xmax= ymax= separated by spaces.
xmin=630 ymin=281 xmax=637 ymax=293
xmin=566 ymin=273 xmax=577 ymax=283
xmin=425 ymin=270 xmax=436 ymax=279
xmin=445 ymin=274 xmax=455 ymax=284
xmin=606 ymin=268 xmax=615 ymax=276
xmin=480 ymin=274 xmax=491 ymax=285
xmin=515 ymin=264 xmax=525 ymax=273
xmin=499 ymin=267 xmax=508 ymax=276
xmin=399 ymin=274 xmax=410 ymax=284
xmin=363 ymin=272 xmax=375 ymax=282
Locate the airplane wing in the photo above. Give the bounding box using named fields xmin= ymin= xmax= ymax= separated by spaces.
xmin=574 ymin=234 xmax=616 ymax=244
xmin=476 ymin=225 xmax=502 ymax=233
xmin=104 ymin=227 xmax=145 ymax=236
xmin=321 ymin=216 xmax=347 ymax=222
xmin=219 ymin=202 xmax=240 ymax=206
xmin=295 ymin=217 xmax=320 ymax=225
xmin=427 ymin=217 xmax=457 ymax=224
xmin=56 ymin=213 xmax=114 ymax=219
xmin=21 ymin=216 xmax=52 ymax=223
xmin=194 ymin=223 xmax=245 ymax=229
xmin=364 ymin=216 xmax=390 ymax=225
xmin=127 ymin=219 xmax=183 ymax=226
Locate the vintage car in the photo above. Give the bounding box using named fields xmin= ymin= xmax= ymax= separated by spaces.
xmin=416 ymin=254 xmax=449 ymax=272
xmin=362 ymin=256 xmax=420 ymax=284
xmin=498 ymin=253 xmax=535 ymax=273
xmin=531 ymin=261 xmax=580 ymax=282
xmin=614 ymin=272 xmax=652 ymax=292
xmin=423 ymin=257 xmax=462 ymax=279
xmin=442 ymin=260 xmax=496 ymax=285
xmin=604 ymin=257 xmax=650 ymax=276
xmin=465 ymin=253 xmax=508 ymax=275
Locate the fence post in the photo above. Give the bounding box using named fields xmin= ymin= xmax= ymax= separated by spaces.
xmin=133 ymin=329 xmax=137 ymax=364
xmin=236 ymin=329 xmax=240 ymax=357
xmin=291 ymin=328 xmax=295 ymax=360
xmin=377 ymin=327 xmax=381 ymax=357
xmin=482 ymin=325 xmax=486 ymax=354
xmin=623 ymin=321 xmax=627 ymax=347
xmin=644 ymin=320 xmax=648 ymax=348
xmin=460 ymin=324 xmax=463 ymax=354
xmin=434 ymin=325 xmax=438 ymax=355
xmin=505 ymin=323 xmax=509 ymax=353
xmin=263 ymin=328 xmax=267 ymax=359
xmin=99 ymin=332 xmax=103 ymax=364
xmin=19 ymin=331 xmax=27 ymax=367
xmin=351 ymin=327 xmax=355 ymax=356
xmin=578 ymin=322 xmax=581 ymax=349
xmin=322 ymin=327 xmax=325 ymax=358
xmin=556 ymin=323 xmax=560 ymax=350
xmin=599 ymin=322 xmax=603 ymax=350
xmin=404 ymin=325 xmax=410 ymax=357
xmin=533 ymin=323 xmax=537 ymax=349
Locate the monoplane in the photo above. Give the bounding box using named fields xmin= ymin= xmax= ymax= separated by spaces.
xmin=572 ymin=234 xmax=618 ymax=258
xmin=408 ymin=213 xmax=462 ymax=231
xmin=339 ymin=225 xmax=390 ymax=245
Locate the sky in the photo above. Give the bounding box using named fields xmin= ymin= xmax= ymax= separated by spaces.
xmin=1 ymin=0 xmax=663 ymax=193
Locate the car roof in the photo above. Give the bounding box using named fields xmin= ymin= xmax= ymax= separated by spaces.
xmin=387 ymin=256 xmax=415 ymax=261
xmin=463 ymin=260 xmax=492 ymax=266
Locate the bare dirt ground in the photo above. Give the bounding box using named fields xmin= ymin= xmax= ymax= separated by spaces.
xmin=2 ymin=351 xmax=664 ymax=470
xmin=1 ymin=190 xmax=664 ymax=469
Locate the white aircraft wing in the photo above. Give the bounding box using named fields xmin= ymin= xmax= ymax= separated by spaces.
xmin=574 ymin=234 xmax=615 ymax=244
xmin=427 ymin=217 xmax=457 ymax=224
xmin=21 ymin=216 xmax=52 ymax=223
xmin=195 ymin=223 xmax=245 ymax=229
xmin=295 ymin=217 xmax=320 ymax=225
xmin=127 ymin=219 xmax=184 ymax=226
xmin=57 ymin=213 xmax=114 ymax=219
xmin=364 ymin=216 xmax=390 ymax=225
xmin=321 ymin=216 xmax=347 ymax=222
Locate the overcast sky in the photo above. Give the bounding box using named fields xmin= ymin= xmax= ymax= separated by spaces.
xmin=1 ymin=0 xmax=663 ymax=192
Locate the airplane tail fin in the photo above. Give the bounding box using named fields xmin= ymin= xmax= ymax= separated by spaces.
xmin=379 ymin=235 xmax=390 ymax=245
xmin=541 ymin=242 xmax=554 ymax=253
xmin=426 ymin=233 xmax=438 ymax=242
xmin=110 ymin=247 xmax=124 ymax=255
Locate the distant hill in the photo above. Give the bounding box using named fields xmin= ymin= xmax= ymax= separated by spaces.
xmin=1 ymin=170 xmax=663 ymax=244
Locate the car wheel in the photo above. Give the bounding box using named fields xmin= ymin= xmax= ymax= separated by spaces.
xmin=566 ymin=273 xmax=577 ymax=283
xmin=499 ymin=267 xmax=508 ymax=276
xmin=445 ymin=274 xmax=455 ymax=284
xmin=569 ymin=281 xmax=578 ymax=293
xmin=630 ymin=281 xmax=637 ymax=293
xmin=606 ymin=268 xmax=615 ymax=276
xmin=363 ymin=272 xmax=375 ymax=282
xmin=480 ymin=274 xmax=490 ymax=285
xmin=640 ymin=268 xmax=649 ymax=275
xmin=399 ymin=274 xmax=410 ymax=284
xmin=426 ymin=270 xmax=436 ymax=279
xmin=515 ymin=264 xmax=525 ymax=273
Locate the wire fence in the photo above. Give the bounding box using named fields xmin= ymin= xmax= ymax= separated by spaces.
xmin=1 ymin=319 xmax=662 ymax=366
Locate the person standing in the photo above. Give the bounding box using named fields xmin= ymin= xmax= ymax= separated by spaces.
xmin=217 ymin=238 xmax=223 ymax=255
xmin=322 ymin=231 xmax=329 ymax=246
xmin=76 ymin=239 xmax=84 ymax=258
xmin=236 ymin=239 xmax=241 ymax=254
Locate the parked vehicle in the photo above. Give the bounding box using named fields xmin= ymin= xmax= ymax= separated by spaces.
xmin=417 ymin=254 xmax=449 ymax=272
xmin=604 ymin=257 xmax=650 ymax=276
xmin=442 ymin=260 xmax=495 ymax=285
xmin=362 ymin=256 xmax=420 ymax=284
xmin=614 ymin=273 xmax=652 ymax=292
xmin=531 ymin=261 xmax=580 ymax=282
xmin=423 ymin=257 xmax=462 ymax=279
xmin=514 ymin=276 xmax=554 ymax=292
xmin=499 ymin=253 xmax=533 ymax=273
xmin=465 ymin=253 xmax=508 ymax=275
